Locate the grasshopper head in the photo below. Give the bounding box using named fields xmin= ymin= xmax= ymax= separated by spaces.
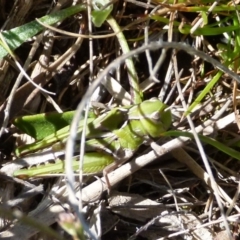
xmin=137 ymin=98 xmax=172 ymax=138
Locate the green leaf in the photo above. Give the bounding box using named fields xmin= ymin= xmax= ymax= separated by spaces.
xmin=91 ymin=0 xmax=113 ymax=27
xmin=201 ymin=11 xmax=208 ymax=25
xmin=0 ymin=4 xmax=86 ymax=59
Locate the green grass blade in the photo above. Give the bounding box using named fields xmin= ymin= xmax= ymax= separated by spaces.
xmin=163 ymin=131 xmax=240 ymax=161
xmin=185 ymin=15 xmax=240 ymax=116
xmin=184 ymin=71 xmax=223 ymax=116
xmin=151 ymin=15 xmax=239 ymax=36
xmin=0 ymin=4 xmax=86 ymax=59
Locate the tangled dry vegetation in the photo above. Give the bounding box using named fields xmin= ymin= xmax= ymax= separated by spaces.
xmin=0 ymin=0 xmax=240 ymax=239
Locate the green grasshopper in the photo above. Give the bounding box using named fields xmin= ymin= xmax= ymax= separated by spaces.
xmin=11 ymin=98 xmax=171 ymax=178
